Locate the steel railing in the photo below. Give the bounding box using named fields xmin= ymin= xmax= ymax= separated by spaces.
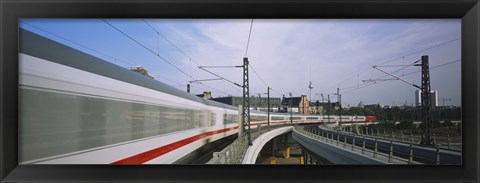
xmin=342 ymin=126 xmax=461 ymax=151
xmin=207 ymin=123 xmax=293 ymax=164
xmin=294 ymin=125 xmax=457 ymax=164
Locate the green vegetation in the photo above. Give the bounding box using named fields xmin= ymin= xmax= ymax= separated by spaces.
xmin=396 ymin=120 xmax=414 ymax=130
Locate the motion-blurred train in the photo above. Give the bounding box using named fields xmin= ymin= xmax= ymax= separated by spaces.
xmin=19 ymin=28 xmax=376 ymax=164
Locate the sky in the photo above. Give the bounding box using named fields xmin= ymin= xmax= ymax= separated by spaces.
xmin=19 ymin=19 xmax=461 ymax=107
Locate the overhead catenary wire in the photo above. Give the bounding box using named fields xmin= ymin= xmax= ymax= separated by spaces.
xmin=142 ymin=19 xmax=243 ymax=94
xmin=341 ymin=59 xmax=461 ymax=95
xmin=341 ymin=59 xmax=424 ymax=92
xmin=198 ymin=67 xmax=242 ymax=87
xmin=270 ymin=88 xmax=285 ymax=97
xmin=376 ymin=37 xmax=460 ymax=66
xmin=249 ymin=64 xmax=269 ymax=88
xmin=364 ymin=58 xmax=422 ymax=84
xmin=320 ymin=37 xmax=460 ymax=94
xmin=20 ymin=21 xmax=136 ymax=68
xmin=342 ymin=59 xmax=454 ymax=94
xmin=21 ymin=20 xmax=229 ymax=95
xmin=103 ymin=19 xmax=196 ymax=80
xmin=142 ymin=19 xmax=201 ymax=66
xmin=241 ymin=19 xmax=285 ymax=97
xmin=104 ymin=19 xmax=238 ymax=96
xmin=245 ymin=19 xmax=254 ymax=57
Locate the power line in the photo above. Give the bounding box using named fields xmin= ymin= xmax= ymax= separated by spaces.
xmin=23 ymin=20 xmax=234 ymax=96
xmin=320 ymin=37 xmax=460 ymax=94
xmin=270 ymin=88 xmax=284 ymax=97
xmin=376 ymin=37 xmax=460 ymax=66
xmin=245 ymin=19 xmax=254 ymax=57
xmin=142 ymin=19 xmax=244 ymax=95
xmin=102 ymin=19 xmax=196 ymax=81
xmin=142 ymin=19 xmax=201 ymax=66
xmin=320 ymin=67 xmax=372 ymax=93
xmin=104 ymin=19 xmax=239 ymax=96
xmin=366 ymin=58 xmax=422 ymax=83
xmin=20 ymin=21 xmax=136 ymax=68
xmin=198 ymin=66 xmax=242 ymax=87
xmin=249 ymin=63 xmax=269 ymax=88
xmin=400 ymin=59 xmax=461 ymax=77
xmin=341 ymin=59 xmax=461 ymax=95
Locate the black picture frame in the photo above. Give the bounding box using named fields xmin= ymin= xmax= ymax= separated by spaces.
xmin=1 ymin=0 xmax=479 ymax=182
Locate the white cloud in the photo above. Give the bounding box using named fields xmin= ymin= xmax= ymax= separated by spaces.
xmin=28 ymin=19 xmax=458 ymax=106
xmin=150 ymin=19 xmax=457 ymax=106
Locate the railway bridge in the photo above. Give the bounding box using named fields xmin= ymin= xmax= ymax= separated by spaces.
xmin=207 ymin=123 xmax=462 ymax=165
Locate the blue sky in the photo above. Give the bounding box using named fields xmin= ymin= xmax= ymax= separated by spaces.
xmin=19 ymin=19 xmax=461 ymax=107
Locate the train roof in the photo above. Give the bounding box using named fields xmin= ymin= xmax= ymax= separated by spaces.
xmin=19 ymin=28 xmax=238 ymax=110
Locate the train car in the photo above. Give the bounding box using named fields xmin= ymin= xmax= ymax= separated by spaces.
xmin=19 ymin=28 xmax=238 ymax=164
xmin=353 ymin=116 xmax=367 ymax=122
xmin=19 ymin=28 xmax=377 ymax=164
xmin=365 ymin=116 xmax=377 ymax=122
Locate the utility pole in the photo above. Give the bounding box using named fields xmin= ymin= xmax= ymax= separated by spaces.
xmin=289 ymin=92 xmax=293 ymax=124
xmin=187 ymin=83 xmax=190 ymax=93
xmin=258 ymin=93 xmax=262 ymax=111
xmin=336 ymin=88 xmax=342 ymax=124
xmin=242 ymin=57 xmax=252 ymax=146
xmin=321 ymin=94 xmax=324 ymax=122
xmin=420 ymin=55 xmax=433 ymax=145
xmin=267 ymin=87 xmax=270 ymax=126
xmin=327 ymin=94 xmax=330 ymax=123
xmin=369 ymin=55 xmax=433 ymax=145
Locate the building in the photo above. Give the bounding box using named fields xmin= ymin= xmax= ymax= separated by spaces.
xmin=196 ymin=91 xmax=212 ymax=100
xmin=130 ymin=66 xmax=154 ymax=79
xmin=358 ymin=101 xmax=364 ymax=108
xmin=308 ymin=101 xmax=340 ymax=114
xmin=211 ymin=96 xmax=282 ymax=111
xmin=309 ymin=100 xmax=322 ymax=114
xmin=415 ymin=90 xmax=439 ymax=107
xmin=431 ymin=90 xmax=439 ymax=107
xmin=281 ymin=95 xmax=310 ymax=114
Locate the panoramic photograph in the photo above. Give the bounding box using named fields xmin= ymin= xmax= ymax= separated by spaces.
xmin=19 ymin=19 xmax=461 ymax=165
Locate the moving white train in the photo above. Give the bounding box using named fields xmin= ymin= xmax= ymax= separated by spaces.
xmin=19 ymin=28 xmax=376 ymax=164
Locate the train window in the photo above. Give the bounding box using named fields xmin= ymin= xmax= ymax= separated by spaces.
xmin=251 ymin=115 xmax=267 ymax=122
xmin=288 ymin=117 xmax=302 ymax=120
xmin=306 ymin=117 xmax=318 ymax=120
xmin=224 ymin=114 xmax=239 ymax=124
xmin=271 ymin=116 xmax=285 ymax=120
xmin=209 ymin=112 xmax=216 ymax=126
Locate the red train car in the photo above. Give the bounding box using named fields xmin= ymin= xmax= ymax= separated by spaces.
xmin=365 ymin=116 xmax=377 ymax=122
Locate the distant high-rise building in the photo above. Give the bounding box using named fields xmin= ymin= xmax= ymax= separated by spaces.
xmin=431 ymin=90 xmax=438 ymax=107
xmin=415 ymin=90 xmax=438 ymax=107
xmin=415 ymin=90 xmax=421 ymax=106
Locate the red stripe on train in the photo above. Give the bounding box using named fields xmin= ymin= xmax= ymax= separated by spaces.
xmin=110 ymin=120 xmax=321 ymax=164
xmin=111 ymin=126 xmax=239 ymax=164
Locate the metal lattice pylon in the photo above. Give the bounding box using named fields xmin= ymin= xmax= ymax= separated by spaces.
xmin=420 ymin=55 xmax=433 ymax=145
xmin=242 ymin=57 xmax=252 ymax=145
